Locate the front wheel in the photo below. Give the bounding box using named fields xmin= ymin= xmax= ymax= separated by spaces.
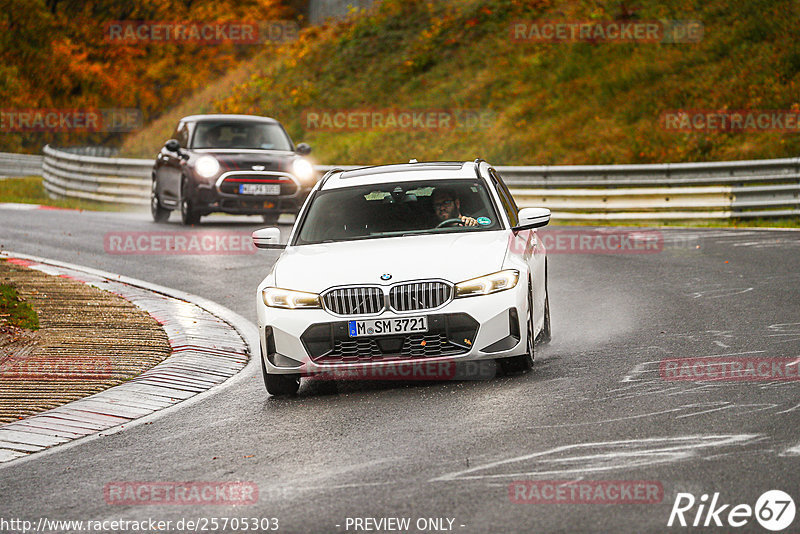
xmin=180 ymin=180 xmax=201 ymax=225
xmin=539 ymin=290 xmax=552 ymax=344
xmin=261 ymin=354 xmax=300 ymax=396
xmin=150 ymin=180 xmax=170 ymax=222
xmin=499 ymin=279 xmax=535 ymax=375
xmin=537 ymin=262 xmax=552 ymax=344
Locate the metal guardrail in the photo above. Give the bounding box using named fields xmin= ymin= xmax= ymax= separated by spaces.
xmin=43 ymin=145 xmax=151 ymax=205
xmin=40 ymin=146 xmax=800 ymax=219
xmin=0 ymin=152 xmax=44 ymax=178
xmin=57 ymin=146 xmax=120 ymax=157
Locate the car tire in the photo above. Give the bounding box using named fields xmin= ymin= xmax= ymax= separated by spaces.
xmin=540 ymin=292 xmax=552 ymax=344
xmin=261 ymin=354 xmax=300 ymax=396
xmin=499 ymin=279 xmax=535 ymax=375
xmin=150 ymin=180 xmax=171 ymax=223
xmin=262 ymin=213 xmax=280 ymax=225
xmin=539 ymin=263 xmax=552 ymax=344
xmin=180 ymin=180 xmax=201 ymax=225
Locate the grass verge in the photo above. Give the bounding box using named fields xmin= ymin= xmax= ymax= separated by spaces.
xmin=0 ymin=177 xmax=133 ymax=212
xmin=0 ymin=277 xmax=39 ymax=331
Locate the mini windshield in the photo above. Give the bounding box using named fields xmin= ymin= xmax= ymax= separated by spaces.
xmin=294 ymin=179 xmax=503 ymax=245
xmin=192 ymin=121 xmax=293 ymax=151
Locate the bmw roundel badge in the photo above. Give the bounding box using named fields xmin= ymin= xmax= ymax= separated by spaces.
xmin=380 ymin=273 xmax=392 ymax=281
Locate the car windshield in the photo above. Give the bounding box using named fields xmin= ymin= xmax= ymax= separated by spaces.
xmin=294 ymin=179 xmax=503 ymax=245
xmin=191 ymin=121 xmax=293 ymax=150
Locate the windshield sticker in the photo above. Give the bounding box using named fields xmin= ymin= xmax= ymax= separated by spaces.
xmin=477 ymin=217 xmax=491 ymax=226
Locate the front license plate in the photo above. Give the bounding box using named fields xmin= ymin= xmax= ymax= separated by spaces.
xmin=239 ymin=183 xmax=281 ymax=195
xmin=348 ymin=317 xmax=428 ymax=337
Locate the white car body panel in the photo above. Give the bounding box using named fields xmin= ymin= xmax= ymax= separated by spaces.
xmin=273 ymin=232 xmax=508 ymax=293
xmin=256 ymin=161 xmax=549 ymax=377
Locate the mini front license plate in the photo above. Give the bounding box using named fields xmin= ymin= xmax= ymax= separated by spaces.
xmin=348 ymin=317 xmax=428 ymax=337
xmin=239 ymin=183 xmax=281 ymax=195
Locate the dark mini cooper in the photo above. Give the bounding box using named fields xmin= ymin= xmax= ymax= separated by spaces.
xmin=150 ymin=114 xmax=316 ymax=225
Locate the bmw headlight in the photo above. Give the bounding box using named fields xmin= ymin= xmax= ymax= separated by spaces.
xmin=454 ymin=270 xmax=519 ymax=298
xmin=196 ymin=155 xmax=220 ymax=178
xmin=262 ymin=287 xmax=321 ymax=309
xmin=292 ymin=158 xmax=315 ymax=181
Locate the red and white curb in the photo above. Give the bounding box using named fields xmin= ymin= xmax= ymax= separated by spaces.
xmin=0 ymin=203 xmax=76 ymax=211
xmin=0 ymin=252 xmax=259 ymax=464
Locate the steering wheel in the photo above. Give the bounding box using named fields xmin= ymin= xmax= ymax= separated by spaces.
xmin=436 ymin=218 xmax=465 ymax=228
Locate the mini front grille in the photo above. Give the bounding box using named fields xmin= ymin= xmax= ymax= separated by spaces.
xmin=390 ymin=281 xmax=451 ymax=312
xmin=218 ymin=174 xmax=297 ymax=196
xmin=323 ymin=287 xmax=384 ymax=316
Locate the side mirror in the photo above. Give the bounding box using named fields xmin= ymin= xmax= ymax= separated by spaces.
xmin=252 ymin=227 xmax=285 ymax=249
xmin=296 ymin=143 xmax=312 ymax=155
xmin=164 ymin=139 xmax=181 ymax=152
xmin=513 ymin=207 xmax=551 ymax=231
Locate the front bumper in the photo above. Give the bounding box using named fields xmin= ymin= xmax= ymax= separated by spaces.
xmin=258 ymin=283 xmax=529 ymax=376
xmin=195 ymin=171 xmax=313 ymax=215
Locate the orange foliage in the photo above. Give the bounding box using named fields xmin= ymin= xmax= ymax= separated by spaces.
xmin=0 ymin=0 xmax=297 ymax=152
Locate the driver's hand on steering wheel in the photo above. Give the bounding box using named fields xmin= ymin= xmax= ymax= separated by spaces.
xmin=460 ymin=216 xmax=478 ymax=227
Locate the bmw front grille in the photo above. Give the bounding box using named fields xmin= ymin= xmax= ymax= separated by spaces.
xmin=322 ymin=287 xmax=384 ymax=315
xmin=389 ymin=281 xmax=451 ymax=312
xmin=321 ymin=281 xmax=453 ymax=316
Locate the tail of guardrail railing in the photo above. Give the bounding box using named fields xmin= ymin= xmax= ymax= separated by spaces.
xmin=56 ymin=146 xmax=120 ymax=157
xmin=0 ymin=152 xmax=44 ymax=178
xmin=41 ymin=146 xmax=800 ymax=218
xmin=43 ymin=145 xmax=151 ymax=205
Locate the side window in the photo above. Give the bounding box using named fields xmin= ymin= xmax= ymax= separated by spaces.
xmin=175 ymin=122 xmax=190 ymax=147
xmin=169 ymin=123 xmax=182 ymax=143
xmin=490 ymin=169 xmax=519 ymax=226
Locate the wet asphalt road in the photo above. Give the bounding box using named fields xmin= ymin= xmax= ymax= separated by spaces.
xmin=0 ymin=206 xmax=799 ymax=533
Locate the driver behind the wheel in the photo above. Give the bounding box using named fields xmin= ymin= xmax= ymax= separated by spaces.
xmin=431 ymin=187 xmax=478 ymax=227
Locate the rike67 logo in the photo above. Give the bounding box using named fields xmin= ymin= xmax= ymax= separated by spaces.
xmin=668 ymin=490 xmax=795 ymax=531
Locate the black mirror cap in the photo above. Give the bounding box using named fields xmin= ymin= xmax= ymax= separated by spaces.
xmin=512 ymin=220 xmax=549 ymax=233
xmin=165 ymin=139 xmax=181 ymax=152
xmin=296 ymin=143 xmax=312 ymax=155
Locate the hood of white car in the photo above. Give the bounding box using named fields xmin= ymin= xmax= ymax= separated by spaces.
xmin=274 ymin=231 xmax=509 ymax=293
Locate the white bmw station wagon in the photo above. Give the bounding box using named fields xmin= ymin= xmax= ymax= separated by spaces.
xmin=253 ymin=160 xmax=551 ymax=395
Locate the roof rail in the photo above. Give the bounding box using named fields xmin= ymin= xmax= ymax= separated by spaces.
xmin=473 ymin=158 xmax=487 ymax=180
xmin=319 ymin=168 xmax=344 ymax=188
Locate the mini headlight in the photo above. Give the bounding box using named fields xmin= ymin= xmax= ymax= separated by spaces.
xmin=292 ymin=158 xmax=315 ymax=181
xmin=454 ymin=270 xmax=520 ymax=298
xmin=196 ymin=155 xmax=220 ymax=178
xmin=262 ymin=287 xmax=321 ymax=309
